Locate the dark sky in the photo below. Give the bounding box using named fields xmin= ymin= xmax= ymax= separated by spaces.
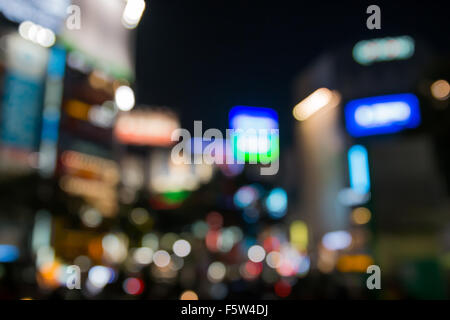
xmin=135 ymin=0 xmax=449 ymax=145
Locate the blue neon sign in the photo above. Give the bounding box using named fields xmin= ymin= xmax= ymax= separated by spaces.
xmin=345 ymin=93 xmax=421 ymax=137
xmin=348 ymin=145 xmax=370 ymax=195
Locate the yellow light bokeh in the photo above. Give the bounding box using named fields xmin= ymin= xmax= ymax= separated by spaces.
xmin=180 ymin=290 xmax=199 ymax=300
xmin=336 ymin=254 xmax=374 ymax=273
xmin=351 ymin=207 xmax=372 ymax=225
xmin=293 ymin=88 xmax=341 ymax=121
xmin=431 ymin=79 xmax=450 ymax=100
xmin=290 ymin=220 xmax=308 ymax=251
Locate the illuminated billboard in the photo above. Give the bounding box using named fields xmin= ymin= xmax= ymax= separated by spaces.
xmin=352 ymin=36 xmax=415 ymax=65
xmin=229 ymin=106 xmax=279 ymax=163
xmin=0 ymin=0 xmax=70 ymax=32
xmin=114 ymin=110 xmax=180 ymax=147
xmin=344 ymin=93 xmax=421 ymax=137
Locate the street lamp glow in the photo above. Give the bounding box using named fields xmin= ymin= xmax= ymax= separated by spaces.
xmin=115 ymin=86 xmax=135 ymax=111
xmin=18 ymin=21 xmax=56 ymax=48
xmin=18 ymin=21 xmax=34 ymax=40
xmin=431 ymin=79 xmax=450 ymax=100
xmin=293 ymin=88 xmax=341 ymax=121
xmin=122 ymin=0 xmax=146 ymax=29
xmin=36 ymin=28 xmax=56 ymax=47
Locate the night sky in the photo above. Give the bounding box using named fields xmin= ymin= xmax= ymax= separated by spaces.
xmin=136 ymin=0 xmax=449 ymax=146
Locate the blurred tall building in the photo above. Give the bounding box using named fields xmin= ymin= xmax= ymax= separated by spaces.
xmin=292 ymin=35 xmax=450 ymax=298
xmin=0 ymin=0 xmax=141 ymax=298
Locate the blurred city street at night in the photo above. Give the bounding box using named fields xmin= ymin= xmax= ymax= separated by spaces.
xmin=0 ymin=0 xmax=449 ymax=301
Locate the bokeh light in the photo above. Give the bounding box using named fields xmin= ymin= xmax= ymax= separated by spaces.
xmin=123 ymin=277 xmax=144 ymax=295
xmin=115 ymin=86 xmax=135 ymax=111
xmin=265 ymin=188 xmax=288 ymax=219
xmin=207 ymin=262 xmax=226 ymax=283
xmin=431 ymin=79 xmax=450 ymax=100
xmin=173 ymin=239 xmax=191 ymax=258
xmin=153 ymin=250 xmax=171 ymax=268
xmin=88 ymin=266 xmax=113 ymax=289
xmin=322 ymin=231 xmax=352 ymax=251
xmin=180 ymin=290 xmax=199 ymax=300
xmin=351 ymin=207 xmax=372 ymax=225
xmin=248 ymin=245 xmax=266 ymax=263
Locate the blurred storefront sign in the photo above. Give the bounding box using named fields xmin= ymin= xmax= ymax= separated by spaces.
xmin=60 ymin=150 xmax=119 ymax=185
xmin=148 ymin=149 xmax=213 ymax=194
xmin=0 ymin=35 xmax=48 ymax=150
xmin=1 ymin=73 xmax=44 ymax=149
xmin=59 ymin=150 xmax=120 ymax=216
xmin=64 ymin=99 xmax=117 ymax=128
xmin=0 ymin=34 xmax=49 ymax=174
xmin=114 ymin=109 xmax=180 ymax=147
xmin=345 ymin=93 xmax=421 ymax=137
xmin=348 ymin=145 xmax=371 ymax=195
xmin=0 ymin=0 xmax=70 ymax=32
xmin=53 ymin=221 xmax=105 ymax=263
xmin=353 ymin=36 xmax=415 ymax=65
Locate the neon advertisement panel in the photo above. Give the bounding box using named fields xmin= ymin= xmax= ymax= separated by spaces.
xmin=229 ymin=106 xmax=279 ymax=163
xmin=345 ymin=93 xmax=421 ymax=138
xmin=352 ymin=36 xmax=415 ymax=65
xmin=348 ymin=145 xmax=370 ymax=195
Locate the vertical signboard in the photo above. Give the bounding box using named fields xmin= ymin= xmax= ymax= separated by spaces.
xmin=0 ymin=35 xmax=49 ymax=151
xmin=39 ymin=46 xmax=66 ymax=177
